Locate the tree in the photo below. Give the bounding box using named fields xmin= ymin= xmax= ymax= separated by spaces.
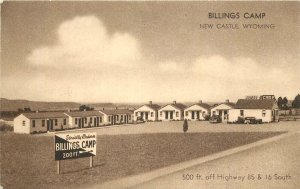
xmin=183 ymin=119 xmax=188 ymax=133
xmin=282 ymin=97 xmax=288 ymax=109
xmin=79 ymin=105 xmax=93 ymax=111
xmin=18 ymin=107 xmax=31 ymax=112
xmin=292 ymin=94 xmax=300 ymax=108
xmin=277 ymin=97 xmax=283 ymax=109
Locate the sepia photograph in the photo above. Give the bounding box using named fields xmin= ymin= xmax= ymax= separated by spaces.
xmin=0 ymin=1 xmax=299 ymax=189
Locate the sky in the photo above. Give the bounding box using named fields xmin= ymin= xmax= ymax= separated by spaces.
xmin=1 ymin=1 xmax=299 ymax=103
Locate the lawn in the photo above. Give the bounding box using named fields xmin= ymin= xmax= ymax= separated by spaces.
xmin=1 ymin=132 xmax=284 ymax=189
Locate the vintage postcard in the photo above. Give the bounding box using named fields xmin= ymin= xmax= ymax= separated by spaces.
xmin=0 ymin=1 xmax=299 ymax=189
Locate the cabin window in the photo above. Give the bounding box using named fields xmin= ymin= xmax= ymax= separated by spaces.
xmin=32 ymin=120 xmax=35 ymax=128
xmin=262 ymin=110 xmax=266 ymax=117
xmin=100 ymin=117 xmax=102 ymax=123
xmin=151 ymin=112 xmax=154 ymax=117
xmin=55 ymin=119 xmax=58 ymax=126
xmin=22 ymin=120 xmax=26 ymax=126
xmin=108 ymin=116 xmax=111 ymax=122
xmin=135 ymin=112 xmax=138 ymax=116
xmin=160 ymin=111 xmax=162 ymax=116
xmin=75 ymin=118 xmax=77 ymax=124
xmin=121 ymin=115 xmax=123 ymax=120
xmin=42 ymin=120 xmax=45 ymax=127
xmin=185 ymin=111 xmax=188 ymax=116
xmin=90 ymin=117 xmax=92 ymax=123
xmin=240 ymin=110 xmax=244 ymax=116
xmin=84 ymin=118 xmax=87 ymax=123
xmin=63 ymin=119 xmax=66 ymax=125
xmin=176 ymin=112 xmax=179 ymax=117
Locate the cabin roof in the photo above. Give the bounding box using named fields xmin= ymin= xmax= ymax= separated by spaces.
xmin=64 ymin=111 xmax=103 ymax=117
xmin=99 ymin=109 xmax=133 ymax=115
xmin=21 ymin=112 xmax=68 ymax=119
xmin=235 ymin=99 xmax=277 ymax=109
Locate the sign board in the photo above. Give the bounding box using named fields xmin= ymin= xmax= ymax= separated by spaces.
xmin=245 ymin=95 xmax=259 ymax=100
xmin=55 ymin=132 xmax=96 ymax=161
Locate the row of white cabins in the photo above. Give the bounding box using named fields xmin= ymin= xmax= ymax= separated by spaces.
xmin=14 ymin=96 xmax=279 ymax=134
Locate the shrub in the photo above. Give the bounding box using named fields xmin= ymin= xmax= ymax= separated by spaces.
xmin=237 ymin=116 xmax=245 ymax=124
xmin=0 ymin=123 xmax=13 ymax=132
xmin=204 ymin=114 xmax=210 ymax=121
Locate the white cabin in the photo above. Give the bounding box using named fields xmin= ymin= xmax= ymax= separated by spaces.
xmin=184 ymin=101 xmax=210 ymax=121
xmin=98 ymin=109 xmax=133 ymax=125
xmin=228 ymin=99 xmax=279 ymax=123
xmin=14 ymin=112 xmax=69 ymax=134
xmin=134 ymin=101 xmax=160 ymax=121
xmin=158 ymin=101 xmax=186 ymax=121
xmin=210 ymin=100 xmax=235 ymax=122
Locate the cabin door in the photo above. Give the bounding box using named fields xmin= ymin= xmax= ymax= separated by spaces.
xmin=224 ymin=110 xmax=228 ymax=121
xmin=191 ymin=111 xmax=195 ymax=119
xmin=145 ymin=112 xmax=148 ymax=120
xmin=47 ymin=119 xmax=53 ymax=131
xmin=170 ymin=111 xmax=173 ymax=119
xmin=94 ymin=117 xmax=97 ymax=126
xmin=78 ymin=118 xmax=82 ymax=128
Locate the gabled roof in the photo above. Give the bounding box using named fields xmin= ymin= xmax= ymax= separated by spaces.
xmin=223 ymin=102 xmax=236 ymax=108
xmin=214 ymin=102 xmax=235 ymax=108
xmin=235 ymin=99 xmax=277 ymax=109
xmin=21 ymin=112 xmax=68 ymax=119
xmin=146 ymin=104 xmax=161 ymax=111
xmin=136 ymin=103 xmax=161 ymax=111
xmin=187 ymin=103 xmax=211 ymax=111
xmin=64 ymin=111 xmax=103 ymax=117
xmin=99 ymin=109 xmax=133 ymax=115
xmin=160 ymin=103 xmax=187 ymax=111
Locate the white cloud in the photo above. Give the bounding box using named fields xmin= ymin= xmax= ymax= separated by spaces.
xmin=158 ymin=61 xmax=184 ymax=73
xmin=28 ymin=15 xmax=141 ymax=69
xmin=12 ymin=15 xmax=296 ymax=103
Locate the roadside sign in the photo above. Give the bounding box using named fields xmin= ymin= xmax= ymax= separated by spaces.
xmin=55 ymin=132 xmax=96 ymax=161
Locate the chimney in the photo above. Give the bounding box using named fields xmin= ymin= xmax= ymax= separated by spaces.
xmin=173 ymin=100 xmax=176 ymax=104
xmin=102 ymin=108 xmax=105 ymax=110
xmin=149 ymin=101 xmax=152 ymax=105
xmin=199 ymin=100 xmax=202 ymax=104
xmin=226 ymin=99 xmax=229 ymax=103
xmin=115 ymin=107 xmax=118 ymax=110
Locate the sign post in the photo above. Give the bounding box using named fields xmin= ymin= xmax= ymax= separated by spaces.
xmin=54 ymin=132 xmax=97 ymax=174
xmin=57 ymin=160 xmax=60 ymax=174
xmin=90 ymin=156 xmax=93 ymax=168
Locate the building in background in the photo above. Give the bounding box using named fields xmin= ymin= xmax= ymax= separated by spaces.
xmin=210 ymin=100 xmax=235 ymax=123
xmin=228 ymin=99 xmax=279 ymax=123
xmin=64 ymin=111 xmax=104 ymax=128
xmin=184 ymin=100 xmax=210 ymax=121
xmin=158 ymin=101 xmax=186 ymax=121
xmin=98 ymin=109 xmax=134 ymax=125
xmin=14 ymin=112 xmax=68 ymax=134
xmin=134 ymin=101 xmax=161 ymax=121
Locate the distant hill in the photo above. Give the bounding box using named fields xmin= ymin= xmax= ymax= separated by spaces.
xmin=0 ymin=98 xmax=81 ymax=111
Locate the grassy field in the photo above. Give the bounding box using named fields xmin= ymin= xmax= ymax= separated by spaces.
xmin=0 ymin=131 xmax=285 ymax=189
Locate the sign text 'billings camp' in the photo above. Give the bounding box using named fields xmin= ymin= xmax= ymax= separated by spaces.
xmin=55 ymin=133 xmax=96 ymax=160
